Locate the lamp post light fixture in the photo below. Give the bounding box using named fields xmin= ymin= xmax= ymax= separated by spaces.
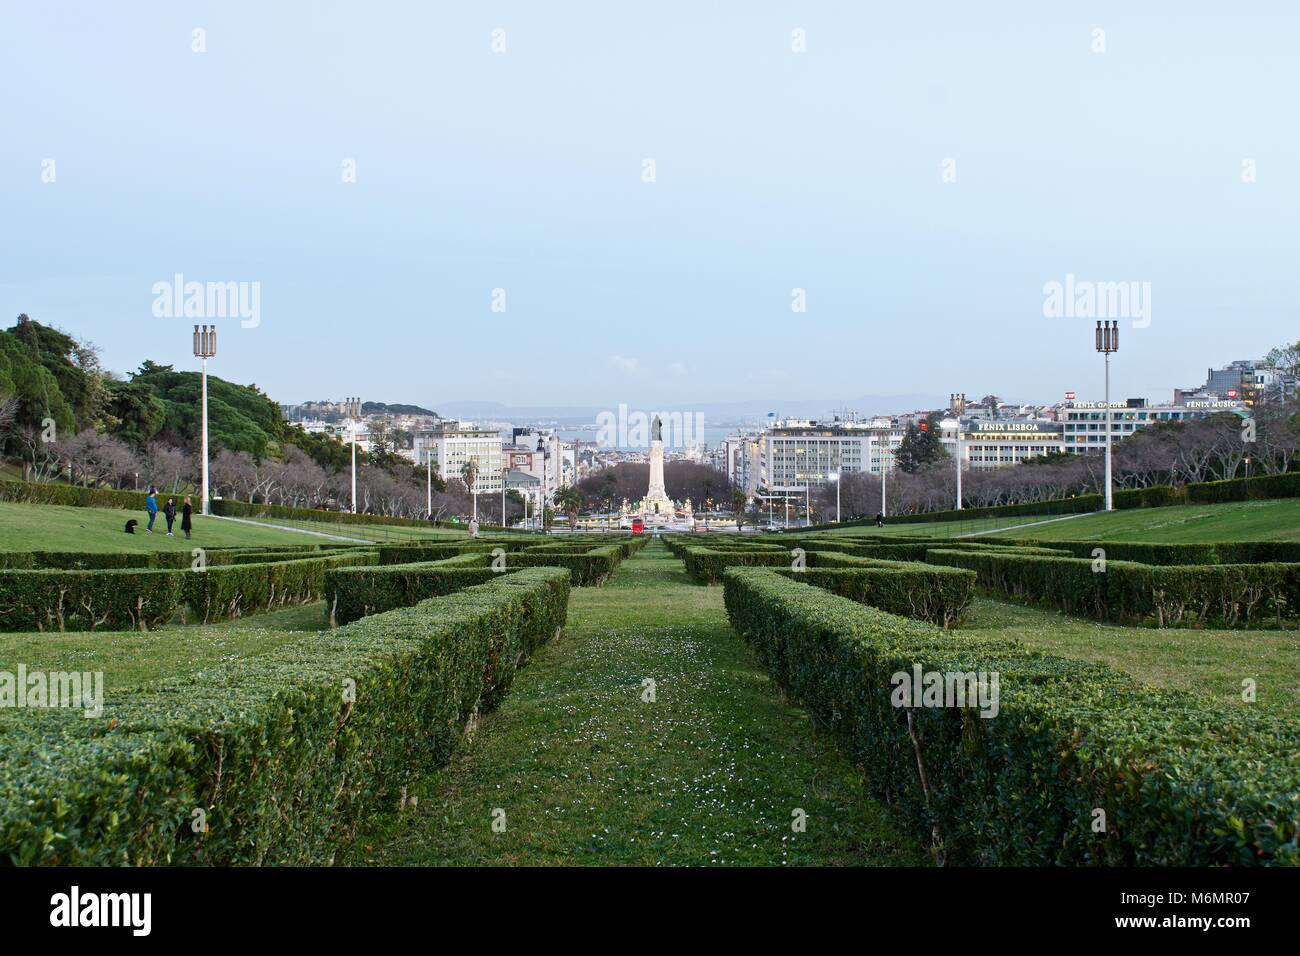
xmin=425 ymin=436 xmax=432 ymax=519
xmin=192 ymin=324 xmax=216 ymax=515
xmin=1096 ymin=320 xmax=1119 ymax=512
xmin=347 ymin=397 xmax=360 ymax=514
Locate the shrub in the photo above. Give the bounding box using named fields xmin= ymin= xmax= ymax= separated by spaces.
xmin=0 ymin=552 xmax=376 ymax=631
xmin=926 ymin=549 xmax=1300 ymax=627
xmin=0 ymin=568 xmax=570 ymax=865
xmin=325 ymin=554 xmax=501 ymax=625
xmin=775 ymin=565 xmax=975 ymax=627
xmin=722 ymin=567 xmax=1299 ymax=865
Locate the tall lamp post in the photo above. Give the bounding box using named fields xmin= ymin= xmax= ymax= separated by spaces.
xmin=425 ymin=434 xmax=432 ymax=519
xmin=955 ymin=427 xmax=963 ymax=511
xmin=828 ymin=471 xmax=840 ymax=523
xmin=192 ymin=325 xmax=216 ymax=515
xmin=1096 ymin=320 xmax=1118 ymax=511
xmin=348 ymin=397 xmax=360 ymax=514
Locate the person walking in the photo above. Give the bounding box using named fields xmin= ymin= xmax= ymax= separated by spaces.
xmin=875 ymin=511 xmax=884 ymax=528
xmin=181 ymin=496 xmax=194 ymax=539
xmin=145 ymin=486 xmax=158 ymax=533
xmin=163 ymin=497 xmax=177 ymax=536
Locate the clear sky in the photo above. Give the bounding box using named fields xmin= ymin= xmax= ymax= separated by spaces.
xmin=2 ymin=1 xmax=1297 ymax=413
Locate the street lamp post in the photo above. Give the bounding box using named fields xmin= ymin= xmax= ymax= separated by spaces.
xmin=828 ymin=472 xmax=840 ymax=523
xmin=348 ymin=397 xmax=359 ymax=514
xmin=955 ymin=429 xmax=963 ymax=511
xmin=1096 ymin=320 xmax=1119 ymax=511
xmin=192 ymin=325 xmax=216 ymax=515
xmin=425 ymin=437 xmax=432 ymax=518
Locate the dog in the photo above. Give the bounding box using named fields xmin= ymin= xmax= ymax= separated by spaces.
xmin=124 ymin=519 xmax=138 ymax=534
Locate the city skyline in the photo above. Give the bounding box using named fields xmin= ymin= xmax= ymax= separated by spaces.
xmin=4 ymin=3 xmax=1297 ymax=408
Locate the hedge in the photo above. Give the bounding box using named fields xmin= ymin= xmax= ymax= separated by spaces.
xmin=722 ymin=567 xmax=1299 ymax=865
xmin=0 ymin=552 xmax=376 ymax=632
xmin=325 ymin=554 xmax=501 ymax=625
xmin=763 ymin=471 xmax=1300 ymax=529
xmin=0 ymin=480 xmax=150 ymax=510
xmin=0 ymin=568 xmax=570 ymax=865
xmin=775 ymin=565 xmax=975 ymax=627
xmin=926 ymin=549 xmax=1300 ymax=628
xmin=984 ymin=538 xmax=1300 ymax=566
xmin=497 ymin=544 xmax=622 ymax=586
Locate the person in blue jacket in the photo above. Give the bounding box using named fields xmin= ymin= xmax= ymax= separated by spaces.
xmin=145 ymin=486 xmax=158 ymax=533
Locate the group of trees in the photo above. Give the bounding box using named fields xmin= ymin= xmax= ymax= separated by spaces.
xmin=811 ymin=401 xmax=1299 ymax=521
xmin=574 ymin=460 xmax=735 ymax=512
xmin=0 ymin=314 xmax=522 ymax=523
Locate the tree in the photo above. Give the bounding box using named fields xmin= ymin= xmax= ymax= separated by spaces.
xmin=731 ymin=488 xmax=749 ymax=529
xmin=460 ymin=458 xmax=478 ymax=521
xmin=105 ymin=379 xmax=166 ymax=447
xmin=557 ymin=484 xmax=583 ymax=531
xmin=895 ymin=412 xmax=949 ymax=474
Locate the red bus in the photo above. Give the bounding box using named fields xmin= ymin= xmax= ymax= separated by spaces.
xmin=631 ymin=517 xmax=645 ymax=535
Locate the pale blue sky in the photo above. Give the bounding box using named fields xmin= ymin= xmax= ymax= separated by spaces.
xmin=2 ymin=1 xmax=1296 ymax=412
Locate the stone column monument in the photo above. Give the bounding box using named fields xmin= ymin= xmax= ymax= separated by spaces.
xmin=642 ymin=414 xmax=675 ymax=521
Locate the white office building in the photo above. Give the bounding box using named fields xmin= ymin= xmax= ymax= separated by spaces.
xmin=414 ymin=421 xmax=504 ymax=494
xmin=1060 ymin=400 xmax=1248 ymax=454
xmin=762 ymin=418 xmax=903 ymax=494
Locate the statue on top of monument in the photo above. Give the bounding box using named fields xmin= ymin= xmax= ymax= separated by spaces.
xmin=651 ymin=414 xmax=663 ymax=443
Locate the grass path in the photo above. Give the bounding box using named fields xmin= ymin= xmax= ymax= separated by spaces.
xmin=354 ymin=541 xmax=922 ymax=866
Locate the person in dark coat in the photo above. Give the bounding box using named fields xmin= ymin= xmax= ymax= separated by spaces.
xmin=163 ymin=497 xmax=177 ymax=536
xmin=181 ymin=496 xmax=194 ymax=539
xmin=875 ymin=512 xmax=885 ymax=528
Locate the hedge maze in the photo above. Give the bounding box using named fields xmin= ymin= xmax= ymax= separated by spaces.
xmin=658 ymin=527 xmax=1299 ymax=864
xmin=0 ymin=529 xmax=655 ymax=864
xmin=720 ymin=566 xmax=1298 ymax=866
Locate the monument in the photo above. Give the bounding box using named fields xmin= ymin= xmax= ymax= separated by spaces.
xmin=641 ymin=415 xmax=676 ymax=522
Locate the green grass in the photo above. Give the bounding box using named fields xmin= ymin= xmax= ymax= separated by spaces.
xmin=0 ymin=500 xmax=349 ymax=552
xmin=351 ymin=541 xmax=924 ymax=866
xmin=821 ymin=498 xmax=1300 ymax=542
xmin=227 ymin=513 xmax=465 ymax=544
xmin=0 ymin=602 xmax=325 ymax=705
xmin=963 ymin=598 xmax=1299 ymax=714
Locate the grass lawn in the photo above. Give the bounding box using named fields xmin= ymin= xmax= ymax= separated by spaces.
xmin=963 ymin=598 xmax=1299 ymax=714
xmin=352 ymin=541 xmax=923 ymax=866
xmin=0 ymin=602 xmax=325 ymax=720
xmin=821 ymin=498 xmax=1300 ymax=543
xmin=0 ymin=500 xmax=350 ymax=552
xmin=226 ymin=513 xmax=465 ymax=544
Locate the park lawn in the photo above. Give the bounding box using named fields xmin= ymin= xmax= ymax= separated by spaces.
xmin=228 ymin=513 xmax=465 ymax=544
xmin=0 ymin=602 xmax=325 ymax=711
xmin=352 ymin=541 xmax=924 ymax=866
xmin=963 ymin=598 xmax=1299 ymax=715
xmin=821 ymin=498 xmax=1300 ymax=543
xmin=0 ymin=500 xmax=346 ymax=552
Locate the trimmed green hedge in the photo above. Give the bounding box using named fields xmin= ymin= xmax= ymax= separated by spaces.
xmin=0 ymin=552 xmax=376 ymax=631
xmin=927 ymin=548 xmax=1300 ymax=628
xmin=326 ymin=554 xmax=501 ymax=625
xmin=984 ymin=538 xmax=1300 ymax=566
xmin=0 ymin=480 xmax=149 ymax=510
xmin=776 ymin=565 xmax=975 ymax=627
xmin=722 ymin=567 xmax=1299 ymax=865
xmin=0 ymin=568 xmax=570 ymax=865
